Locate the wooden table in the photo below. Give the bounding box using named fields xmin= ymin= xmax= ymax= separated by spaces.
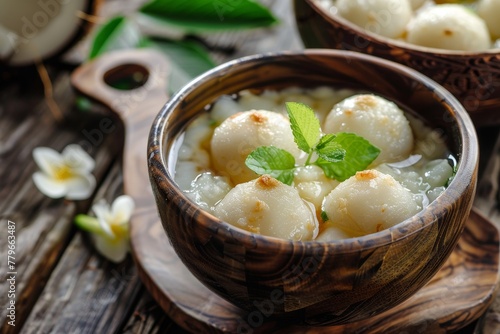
xmin=1 ymin=1 xmax=500 ymax=333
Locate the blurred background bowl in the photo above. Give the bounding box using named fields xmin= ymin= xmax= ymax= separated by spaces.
xmin=0 ymin=0 xmax=101 ymax=66
xmin=148 ymin=49 xmax=478 ymax=326
xmin=293 ymin=0 xmax=500 ymax=127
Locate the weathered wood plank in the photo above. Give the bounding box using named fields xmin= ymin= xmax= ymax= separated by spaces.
xmin=121 ymin=291 xmax=186 ymax=334
xmin=475 ymin=129 xmax=500 ymax=223
xmin=474 ymin=126 xmax=500 ymax=334
xmin=21 ymin=164 xmax=142 ymax=334
xmin=0 ymin=71 xmax=123 ymax=333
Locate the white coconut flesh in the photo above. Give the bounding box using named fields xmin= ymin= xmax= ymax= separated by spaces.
xmin=0 ymin=0 xmax=92 ymax=65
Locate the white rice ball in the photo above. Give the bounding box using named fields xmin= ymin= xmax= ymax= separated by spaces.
xmin=422 ymin=159 xmax=453 ymax=188
xmin=336 ymin=0 xmax=412 ymax=38
xmin=185 ymin=173 xmax=232 ymax=214
xmin=406 ymin=4 xmax=491 ymax=51
xmin=293 ymin=165 xmax=339 ymax=211
xmin=322 ymin=170 xmax=420 ymax=236
xmin=236 ymin=94 xmax=281 ymax=114
xmin=316 ymin=226 xmax=351 ymax=241
xmin=210 ymin=95 xmax=241 ymax=124
xmin=427 ymin=186 xmax=446 ymax=203
xmin=214 ymin=175 xmax=319 ymax=241
xmin=477 ymin=0 xmax=500 ymax=39
xmin=175 ymin=161 xmax=204 ymax=191
xmin=211 ymin=110 xmax=304 ymax=185
xmin=323 ymin=94 xmax=414 ymax=165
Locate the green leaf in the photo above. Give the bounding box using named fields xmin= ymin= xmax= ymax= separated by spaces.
xmin=320 ymin=211 xmax=329 ymax=222
xmin=315 ymin=133 xmax=380 ymax=181
xmin=89 ymin=16 xmax=143 ymax=59
xmin=75 ymin=96 xmax=93 ymax=112
xmin=315 ymin=134 xmax=345 ymax=163
xmin=286 ymin=102 xmax=321 ymax=154
xmin=140 ymin=0 xmax=278 ymax=32
xmin=143 ymin=38 xmax=216 ymax=94
xmin=74 ymin=214 xmax=105 ymax=235
xmin=245 ymin=146 xmax=296 ymax=185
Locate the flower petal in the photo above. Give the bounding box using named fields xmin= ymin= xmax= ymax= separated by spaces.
xmin=111 ymin=195 xmax=135 ymax=224
xmin=65 ymin=174 xmax=96 ymax=200
xmin=92 ymin=199 xmax=115 ymax=238
xmin=63 ymin=144 xmax=95 ymax=172
xmin=32 ymin=172 xmax=67 ymax=198
xmin=92 ymin=235 xmax=129 ymax=263
xmin=33 ymin=147 xmax=64 ymax=176
xmin=92 ymin=199 xmax=109 ymax=220
xmin=112 ymin=223 xmax=129 ymax=239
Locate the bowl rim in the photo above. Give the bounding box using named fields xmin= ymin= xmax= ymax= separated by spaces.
xmin=148 ymin=49 xmax=478 ymax=253
xmin=305 ymin=0 xmax=500 ymax=57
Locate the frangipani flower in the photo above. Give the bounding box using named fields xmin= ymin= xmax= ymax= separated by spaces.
xmin=32 ymin=144 xmax=96 ymax=200
xmin=75 ymin=195 xmax=134 ymax=263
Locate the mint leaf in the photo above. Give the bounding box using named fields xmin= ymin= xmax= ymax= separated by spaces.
xmin=315 ymin=134 xmax=345 ymax=163
xmin=89 ymin=16 xmax=142 ymax=59
xmin=244 ymin=103 xmax=382 ymax=185
xmin=315 ymin=133 xmax=380 ymax=181
xmin=286 ymin=102 xmax=320 ymax=153
xmin=321 ymin=211 xmax=329 ymax=222
xmin=140 ymin=0 xmax=278 ymax=32
xmin=245 ymin=146 xmax=295 ymax=185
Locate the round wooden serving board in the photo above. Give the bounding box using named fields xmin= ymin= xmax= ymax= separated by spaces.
xmin=71 ymin=49 xmax=500 ymax=334
xmin=131 ymin=207 xmax=500 ymax=334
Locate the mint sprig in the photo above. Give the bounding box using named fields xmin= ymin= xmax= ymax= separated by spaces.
xmin=286 ymin=102 xmax=321 ymax=154
xmin=315 ymin=133 xmax=380 ymax=181
xmin=245 ymin=146 xmax=296 ymax=185
xmin=245 ymin=102 xmax=380 ymax=185
xmin=315 ymin=134 xmax=345 ymax=163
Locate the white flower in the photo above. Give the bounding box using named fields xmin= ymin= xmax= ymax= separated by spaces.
xmin=32 ymin=144 xmax=96 ymax=200
xmin=75 ymin=195 xmax=134 ymax=263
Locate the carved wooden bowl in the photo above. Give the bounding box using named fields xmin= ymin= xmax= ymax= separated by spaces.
xmin=148 ymin=50 xmax=478 ymax=326
xmin=293 ymin=0 xmax=500 ymax=127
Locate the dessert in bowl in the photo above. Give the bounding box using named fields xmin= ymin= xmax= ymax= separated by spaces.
xmin=294 ymin=0 xmax=500 ymax=126
xmin=148 ymin=50 xmax=478 ymax=325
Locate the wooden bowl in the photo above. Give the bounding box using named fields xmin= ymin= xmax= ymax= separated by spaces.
xmin=148 ymin=50 xmax=478 ymax=326
xmin=293 ymin=0 xmax=500 ymax=127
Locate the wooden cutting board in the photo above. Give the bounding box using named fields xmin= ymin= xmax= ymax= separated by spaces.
xmin=71 ymin=49 xmax=500 ymax=334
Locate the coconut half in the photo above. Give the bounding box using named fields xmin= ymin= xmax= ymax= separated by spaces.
xmin=0 ymin=0 xmax=99 ymax=66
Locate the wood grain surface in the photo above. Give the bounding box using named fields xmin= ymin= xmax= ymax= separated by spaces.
xmin=2 ymin=0 xmax=500 ymax=333
xmin=71 ymin=47 xmax=497 ymax=332
xmin=128 ymin=205 xmax=500 ymax=333
xmin=0 ymin=73 xmax=123 ymax=334
xmin=0 ymin=1 xmax=308 ymax=333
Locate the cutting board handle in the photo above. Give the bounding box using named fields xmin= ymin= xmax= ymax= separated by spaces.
xmin=70 ymin=48 xmax=170 ymax=200
xmin=70 ymin=48 xmax=170 ymax=122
